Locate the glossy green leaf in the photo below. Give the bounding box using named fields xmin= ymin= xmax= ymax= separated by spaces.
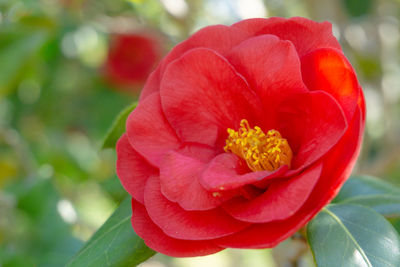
xmin=334 ymin=175 xmax=400 ymax=217
xmin=101 ymin=102 xmax=137 ymax=149
xmin=307 ymin=204 xmax=400 ymax=267
xmin=67 ymin=197 xmax=155 ymax=267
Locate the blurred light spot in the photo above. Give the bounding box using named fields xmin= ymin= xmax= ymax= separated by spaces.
xmin=17 ymin=79 xmax=41 ymax=104
xmin=61 ymin=32 xmax=79 ymax=58
xmin=160 ymin=0 xmax=188 ymax=18
xmin=73 ymin=182 xmax=115 ymax=238
xmin=235 ymin=0 xmax=267 ymax=19
xmin=159 ymin=15 xmax=181 ymax=39
xmin=379 ymin=22 xmax=400 ymax=47
xmin=38 ymin=164 xmax=54 ymax=179
xmin=201 ymin=0 xmax=236 ymax=26
xmin=57 ymin=199 xmax=78 ymax=224
xmin=173 ymin=250 xmax=230 ymax=267
xmin=365 ymin=86 xmax=385 ymax=139
xmin=138 ymin=260 xmax=167 ymax=267
xmin=75 ymin=26 xmax=106 ymax=67
xmin=67 ymin=132 xmax=99 ymax=172
xmin=74 ymin=26 xmax=99 ymax=53
xmin=382 ymin=72 xmax=400 ymax=104
xmin=62 ymin=26 xmax=105 ymax=66
xmin=344 ymin=24 xmax=367 ymax=50
xmin=331 ymin=22 xmax=341 ymax=40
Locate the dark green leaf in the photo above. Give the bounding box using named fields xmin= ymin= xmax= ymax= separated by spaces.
xmin=307 ymin=204 xmax=400 ymax=267
xmin=66 ymin=197 xmax=155 ymax=267
xmin=101 ymin=102 xmax=137 ymax=149
xmin=334 ymin=175 xmax=400 ymax=217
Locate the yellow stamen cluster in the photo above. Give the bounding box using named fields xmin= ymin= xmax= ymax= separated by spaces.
xmin=224 ymin=119 xmax=293 ymax=172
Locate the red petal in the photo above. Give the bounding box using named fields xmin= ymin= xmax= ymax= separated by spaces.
xmin=177 ymin=142 xmax=218 ymax=163
xmin=159 ymin=150 xmax=224 ymax=211
xmin=158 ymin=25 xmax=249 ymax=78
xmin=232 ymin=17 xmax=341 ymax=57
xmin=126 ymin=92 xmax=180 ymax=166
xmin=116 ymin=134 xmax=157 ymax=204
xmin=144 ymin=175 xmax=249 ymax=240
xmin=138 ymin=68 xmax=161 ymax=101
xmin=160 ymin=48 xmax=264 ymax=147
xmin=223 ymin=163 xmax=322 ymax=223
xmin=139 ymin=25 xmax=249 ymax=100
xmin=317 ymin=107 xmax=364 ymax=200
xmin=226 ymin=34 xmax=308 ymax=122
xmin=277 ymin=91 xmax=347 ymax=169
xmin=216 ymin=107 xmax=363 ymax=249
xmin=301 ymin=48 xmax=360 ymax=122
xmin=132 ymin=199 xmax=223 ymax=257
xmin=200 ymin=153 xmax=288 ymax=191
xmin=215 ymin=219 xmax=297 ymax=249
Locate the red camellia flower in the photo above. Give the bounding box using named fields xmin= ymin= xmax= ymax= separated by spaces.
xmin=116 ymin=17 xmax=365 ymax=257
xmin=104 ymin=33 xmax=162 ymax=89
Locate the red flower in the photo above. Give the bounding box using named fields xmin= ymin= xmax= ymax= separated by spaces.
xmin=116 ymin=17 xmax=365 ymax=257
xmin=104 ymin=33 xmax=162 ymax=89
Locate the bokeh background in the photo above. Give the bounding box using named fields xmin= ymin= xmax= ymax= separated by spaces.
xmin=1 ymin=0 xmax=400 ymax=266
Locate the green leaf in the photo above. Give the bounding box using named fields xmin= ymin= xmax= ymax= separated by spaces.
xmin=334 ymin=175 xmax=400 ymax=217
xmin=307 ymin=204 xmax=400 ymax=267
xmin=67 ymin=197 xmax=155 ymax=267
xmin=101 ymin=102 xmax=137 ymax=149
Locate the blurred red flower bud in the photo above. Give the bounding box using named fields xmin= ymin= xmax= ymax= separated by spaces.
xmin=104 ymin=33 xmax=163 ymax=91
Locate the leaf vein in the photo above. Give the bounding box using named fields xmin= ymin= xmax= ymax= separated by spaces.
xmin=323 ymin=207 xmax=373 ymax=267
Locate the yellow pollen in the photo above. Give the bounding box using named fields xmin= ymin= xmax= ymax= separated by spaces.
xmin=224 ymin=119 xmax=293 ymax=172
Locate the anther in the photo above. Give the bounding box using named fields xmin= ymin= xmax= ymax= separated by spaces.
xmin=224 ymin=119 xmax=293 ymax=172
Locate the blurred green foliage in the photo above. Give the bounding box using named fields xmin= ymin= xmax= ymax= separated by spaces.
xmin=4 ymin=179 xmax=82 ymax=266
xmin=342 ymin=0 xmax=373 ymax=18
xmin=1 ymin=0 xmax=400 ymax=266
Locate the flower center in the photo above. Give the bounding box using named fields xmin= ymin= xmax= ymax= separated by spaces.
xmin=224 ymin=119 xmax=293 ymax=172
